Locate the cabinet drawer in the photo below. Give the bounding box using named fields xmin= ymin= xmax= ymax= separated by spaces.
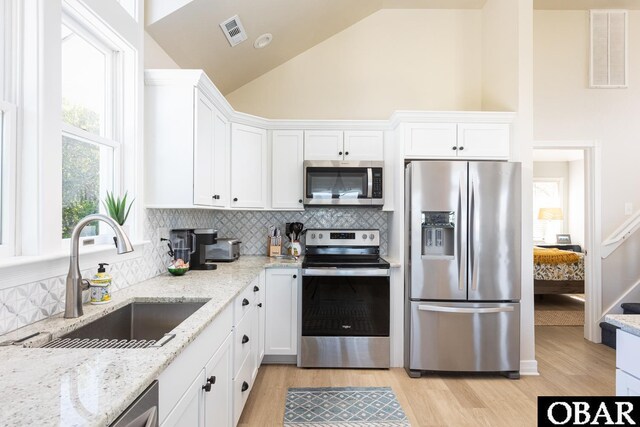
xmin=617 ymin=369 xmax=640 ymax=396
xmin=617 ymin=330 xmax=640 ymax=379
xmin=233 ymin=353 xmax=255 ymax=426
xmin=234 ymin=281 xmax=257 ymax=325
xmin=233 ymin=306 xmax=254 ymax=378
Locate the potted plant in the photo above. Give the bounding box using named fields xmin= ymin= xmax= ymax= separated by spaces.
xmin=103 ymin=191 xmax=135 ymax=244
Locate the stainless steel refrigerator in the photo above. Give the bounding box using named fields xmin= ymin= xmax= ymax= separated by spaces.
xmin=404 ymin=161 xmax=521 ymax=379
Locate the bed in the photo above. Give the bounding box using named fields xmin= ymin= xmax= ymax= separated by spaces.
xmin=533 ymin=245 xmax=585 ymax=295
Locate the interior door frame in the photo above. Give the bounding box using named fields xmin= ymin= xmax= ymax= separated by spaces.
xmin=532 ymin=140 xmax=602 ymax=343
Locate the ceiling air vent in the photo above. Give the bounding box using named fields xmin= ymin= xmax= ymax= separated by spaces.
xmin=220 ymin=15 xmax=248 ymax=47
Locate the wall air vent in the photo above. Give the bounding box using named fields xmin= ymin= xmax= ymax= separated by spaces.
xmin=220 ymin=15 xmax=248 ymax=47
xmin=590 ymin=10 xmax=628 ymax=88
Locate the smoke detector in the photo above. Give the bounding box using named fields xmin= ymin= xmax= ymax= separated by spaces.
xmin=254 ymin=33 xmax=273 ymax=49
xmin=220 ymin=15 xmax=247 ymax=47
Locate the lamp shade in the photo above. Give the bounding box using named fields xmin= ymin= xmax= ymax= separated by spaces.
xmin=538 ymin=207 xmax=563 ymax=220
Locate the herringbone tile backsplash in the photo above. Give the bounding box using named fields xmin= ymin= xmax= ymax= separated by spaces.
xmin=0 ymin=207 xmax=388 ymax=336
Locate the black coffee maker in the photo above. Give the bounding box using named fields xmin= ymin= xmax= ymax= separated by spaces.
xmin=169 ymin=228 xmax=218 ymax=270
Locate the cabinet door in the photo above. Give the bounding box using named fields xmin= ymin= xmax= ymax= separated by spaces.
xmin=344 ymin=131 xmax=383 ymax=161
xmin=203 ymin=335 xmax=232 ymax=427
xmin=162 ymin=369 xmax=204 ymax=427
xmin=272 ymin=130 xmax=304 ymax=210
xmin=212 ymin=108 xmax=230 ymax=208
xmin=616 ymin=369 xmax=640 ymax=396
xmin=404 ymin=123 xmax=458 ymax=159
xmin=257 ymin=271 xmax=266 ymax=365
xmin=457 ymin=123 xmax=509 ymax=159
xmin=265 ymin=269 xmax=299 ymax=355
xmin=193 ymin=90 xmax=215 ymax=206
xmin=231 ymin=124 xmax=267 ymax=208
xmin=304 ymin=130 xmax=344 ymax=161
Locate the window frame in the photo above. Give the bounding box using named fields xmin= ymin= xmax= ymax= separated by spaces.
xmin=60 ymin=8 xmax=124 ymax=244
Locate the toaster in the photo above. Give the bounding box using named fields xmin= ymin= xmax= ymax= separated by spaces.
xmin=207 ymin=238 xmax=241 ymax=262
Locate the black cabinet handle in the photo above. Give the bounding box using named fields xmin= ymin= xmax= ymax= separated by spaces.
xmin=299 ymin=199 xmax=303 ymax=203
xmin=242 ymin=298 xmax=249 ymax=306
xmin=459 ymin=146 xmax=465 ymax=151
xmin=452 ymin=146 xmax=458 ymax=151
xmin=233 ymin=197 xmax=238 ymax=202
xmin=242 ymin=334 xmax=250 ymax=344
xmin=241 ymin=381 xmax=249 ymax=392
xmin=208 ymin=376 xmax=216 ymax=384
xmin=345 ymin=151 xmax=349 ymax=155
xmin=293 ymin=274 xmax=297 ymax=279
xmin=202 ymin=381 xmax=212 ymax=392
xmin=212 ymin=195 xmax=220 ymax=200
xmin=258 ymin=303 xmax=263 ymax=308
xmin=253 ymin=285 xmax=259 ymax=292
xmin=338 ymin=151 xmax=343 ymax=155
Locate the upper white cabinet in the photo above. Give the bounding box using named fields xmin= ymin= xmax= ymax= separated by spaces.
xmin=231 ymin=124 xmax=267 ymax=209
xmin=304 ymin=130 xmax=383 ymax=161
xmin=145 ymin=71 xmax=230 ymax=209
xmin=404 ymin=122 xmax=510 ymax=160
xmin=272 ymin=130 xmax=304 ymax=210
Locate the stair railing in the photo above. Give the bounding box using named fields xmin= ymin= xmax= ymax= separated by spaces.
xmin=601 ymin=209 xmax=640 ymax=258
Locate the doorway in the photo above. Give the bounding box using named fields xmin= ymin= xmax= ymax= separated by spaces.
xmin=532 ymin=141 xmax=602 ymax=343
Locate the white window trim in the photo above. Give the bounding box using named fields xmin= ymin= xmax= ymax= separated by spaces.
xmin=0 ymin=101 xmax=16 ymax=257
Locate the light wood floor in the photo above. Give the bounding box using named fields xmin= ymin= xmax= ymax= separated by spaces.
xmin=239 ymin=326 xmax=615 ymax=426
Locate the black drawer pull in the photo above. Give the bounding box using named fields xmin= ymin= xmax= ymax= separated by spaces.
xmin=202 ymin=381 xmax=212 ymax=392
xmin=242 ymin=335 xmax=250 ymax=344
xmin=208 ymin=376 xmax=216 ymax=384
xmin=459 ymin=146 xmax=465 ymax=151
xmin=299 ymin=199 xmax=303 ymax=203
xmin=345 ymin=151 xmax=349 ymax=155
xmin=293 ymin=274 xmax=297 ymax=279
xmin=338 ymin=151 xmax=343 ymax=155
xmin=242 ymin=298 xmax=249 ymax=306
xmin=233 ymin=197 xmax=238 ymax=202
xmin=253 ymin=285 xmax=259 ymax=292
xmin=258 ymin=303 xmax=263 ymax=308
xmin=452 ymin=146 xmax=458 ymax=151
xmin=241 ymin=381 xmax=249 ymax=392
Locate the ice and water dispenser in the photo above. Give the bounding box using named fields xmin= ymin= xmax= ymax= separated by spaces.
xmin=421 ymin=211 xmax=455 ymax=257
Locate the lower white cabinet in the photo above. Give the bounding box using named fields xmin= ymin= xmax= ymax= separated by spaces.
xmin=265 ymin=269 xmax=299 ymax=356
xmin=204 ymin=335 xmax=233 ymax=426
xmin=256 ymin=271 xmax=266 ymax=366
xmin=616 ymin=330 xmax=640 ymax=396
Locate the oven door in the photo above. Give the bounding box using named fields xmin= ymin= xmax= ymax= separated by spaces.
xmin=299 ymin=268 xmax=390 ymax=368
xmin=303 ymin=161 xmax=374 ymax=205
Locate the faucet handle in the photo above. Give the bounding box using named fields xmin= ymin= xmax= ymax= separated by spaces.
xmin=81 ymin=279 xmax=91 ymax=291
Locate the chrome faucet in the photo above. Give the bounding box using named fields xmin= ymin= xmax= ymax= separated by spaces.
xmin=65 ymin=214 xmax=134 ymax=318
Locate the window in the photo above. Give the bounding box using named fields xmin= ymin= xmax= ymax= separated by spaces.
xmin=533 ymin=179 xmax=564 ymax=243
xmin=61 ymin=18 xmax=120 ymax=239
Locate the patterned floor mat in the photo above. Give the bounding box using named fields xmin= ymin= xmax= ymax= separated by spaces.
xmin=284 ymin=387 xmax=410 ymax=426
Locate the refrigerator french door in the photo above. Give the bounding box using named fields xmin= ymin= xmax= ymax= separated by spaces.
xmin=405 ymin=161 xmax=521 ymax=378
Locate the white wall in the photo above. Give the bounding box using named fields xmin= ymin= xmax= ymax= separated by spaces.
xmin=534 ymin=10 xmax=640 ymax=316
xmin=568 ymin=159 xmax=585 ymax=247
xmin=144 ymin=31 xmax=180 ymax=69
xmin=226 ymin=9 xmax=483 ymax=119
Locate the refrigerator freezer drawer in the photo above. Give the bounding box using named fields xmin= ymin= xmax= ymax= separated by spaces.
xmin=408 ymin=301 xmax=520 ymax=373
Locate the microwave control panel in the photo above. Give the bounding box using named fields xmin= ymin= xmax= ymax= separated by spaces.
xmin=372 ymin=169 xmax=383 ymax=199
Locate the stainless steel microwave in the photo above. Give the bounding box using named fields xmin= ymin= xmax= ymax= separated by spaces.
xmin=303 ymin=161 xmax=384 ymax=206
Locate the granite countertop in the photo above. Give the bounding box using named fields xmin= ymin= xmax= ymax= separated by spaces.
xmin=0 ymin=256 xmax=300 ymax=427
xmin=605 ymin=314 xmax=640 ymax=338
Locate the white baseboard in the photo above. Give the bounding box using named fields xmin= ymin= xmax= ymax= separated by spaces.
xmin=520 ymin=359 xmax=539 ymax=376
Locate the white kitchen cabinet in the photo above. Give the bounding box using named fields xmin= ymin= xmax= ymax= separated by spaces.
xmin=344 ymin=131 xmax=384 ymax=161
xmin=303 ymin=130 xmax=343 ymax=161
xmin=212 ymin=109 xmax=230 ymax=207
xmin=404 ymin=122 xmax=510 ymax=160
xmin=162 ymin=369 xmax=204 ymax=427
xmin=271 ymin=130 xmax=304 ymax=210
xmin=616 ymin=329 xmax=640 ymax=396
xmin=457 ymin=123 xmax=509 ymax=159
xmin=617 ymin=369 xmax=640 ymax=396
xmin=256 ymin=271 xmax=266 ymax=366
xmin=145 ymin=71 xmax=231 ymax=209
xmin=203 ymin=335 xmax=232 ymax=427
xmin=304 ymin=130 xmax=384 ymax=161
xmin=231 ymin=123 xmax=267 ymax=208
xmin=265 ymin=269 xmax=299 ymax=356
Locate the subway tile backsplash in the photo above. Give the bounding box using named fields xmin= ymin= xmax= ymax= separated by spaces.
xmin=0 ymin=207 xmax=388 ymax=335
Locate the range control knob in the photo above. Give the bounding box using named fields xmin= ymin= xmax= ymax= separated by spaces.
xmin=318 ymin=233 xmax=324 ymax=239
xmin=362 ymin=234 xmax=368 ymax=239
xmin=369 ymin=233 xmax=375 ymax=240
xmin=311 ymin=233 xmax=316 ymax=239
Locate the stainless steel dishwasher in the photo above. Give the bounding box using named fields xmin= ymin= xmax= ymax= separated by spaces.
xmin=110 ymin=381 xmax=159 ymax=427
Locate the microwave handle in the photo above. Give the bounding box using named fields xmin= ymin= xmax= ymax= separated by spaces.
xmin=367 ymin=168 xmax=373 ymax=198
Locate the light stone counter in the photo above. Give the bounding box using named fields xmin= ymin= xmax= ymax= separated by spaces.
xmin=605 ymin=314 xmax=640 ymax=338
xmin=0 ymin=256 xmax=299 ymax=427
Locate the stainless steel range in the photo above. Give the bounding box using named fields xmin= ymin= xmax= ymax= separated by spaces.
xmin=299 ymin=229 xmax=390 ymax=369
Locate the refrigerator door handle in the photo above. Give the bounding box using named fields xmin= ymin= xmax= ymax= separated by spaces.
xmin=457 ymin=178 xmax=464 ymax=291
xmin=469 ymin=177 xmax=478 ymax=291
xmin=418 ymin=304 xmax=514 ymax=314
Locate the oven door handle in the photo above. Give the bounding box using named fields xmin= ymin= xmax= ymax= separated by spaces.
xmin=302 ymin=268 xmax=389 ymax=277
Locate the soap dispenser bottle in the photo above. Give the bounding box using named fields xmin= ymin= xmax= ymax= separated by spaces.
xmin=90 ymin=263 xmax=112 ymax=305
